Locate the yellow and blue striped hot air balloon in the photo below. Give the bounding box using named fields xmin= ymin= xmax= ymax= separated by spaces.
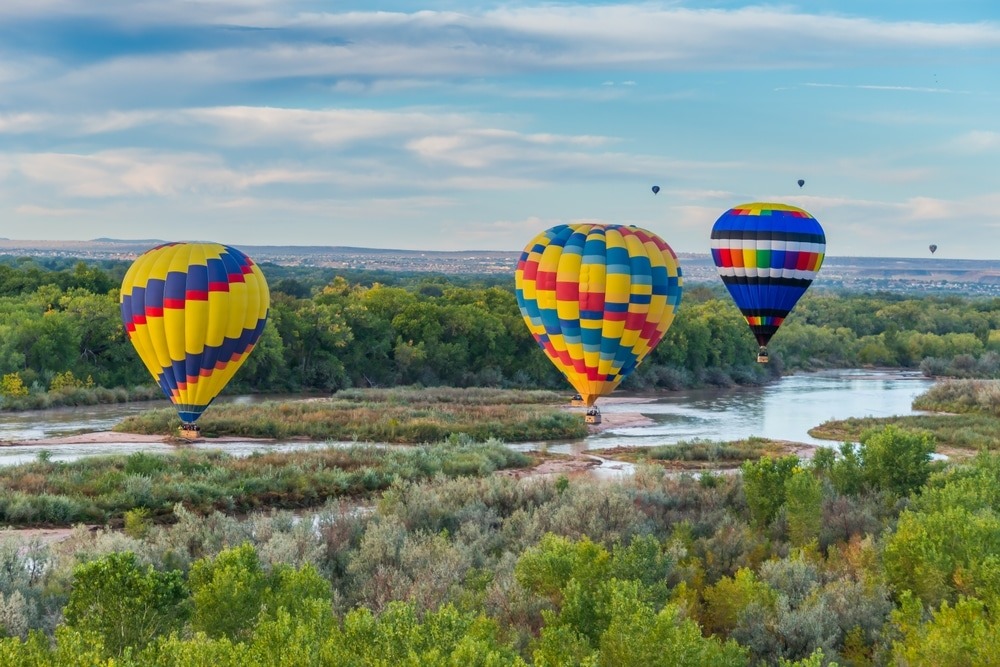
xmin=710 ymin=202 xmax=825 ymax=362
xmin=514 ymin=224 xmax=683 ymax=408
xmin=120 ymin=242 xmax=270 ymax=428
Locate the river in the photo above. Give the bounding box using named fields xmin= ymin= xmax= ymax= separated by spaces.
xmin=0 ymin=369 xmax=934 ymax=468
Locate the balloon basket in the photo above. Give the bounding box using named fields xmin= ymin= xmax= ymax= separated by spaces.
xmin=177 ymin=425 xmax=201 ymax=442
xmin=757 ymin=348 xmax=769 ymax=364
xmin=584 ymin=408 xmax=602 ymax=425
xmin=570 ymin=394 xmax=585 ymax=407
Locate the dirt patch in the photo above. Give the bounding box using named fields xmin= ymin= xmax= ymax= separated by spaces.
xmin=496 ymin=454 xmax=601 ymax=480
xmin=0 ymin=526 xmax=92 ymax=546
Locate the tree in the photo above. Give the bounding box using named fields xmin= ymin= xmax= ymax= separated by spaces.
xmin=741 ymin=456 xmax=799 ymax=526
xmin=785 ymin=468 xmax=823 ymax=548
xmin=63 ymin=552 xmax=187 ymax=657
xmin=858 ymin=425 xmax=934 ymax=497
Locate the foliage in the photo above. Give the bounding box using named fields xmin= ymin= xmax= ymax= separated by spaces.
xmin=741 ymin=456 xmax=798 ymax=526
xmin=115 ymin=388 xmax=588 ymax=443
xmin=0 ymin=373 xmax=29 ymax=398
xmin=856 ymin=425 xmax=934 ymax=496
xmin=0 ymin=440 xmax=530 ymax=526
xmin=63 ymin=551 xmax=187 ymax=656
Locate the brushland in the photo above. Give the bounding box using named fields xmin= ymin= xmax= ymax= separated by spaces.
xmin=114 ymin=387 xmax=588 ymax=443
xmin=595 ymin=436 xmax=805 ymax=469
xmin=0 ymin=438 xmax=531 ymax=527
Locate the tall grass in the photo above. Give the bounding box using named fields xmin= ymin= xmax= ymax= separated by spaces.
xmin=1 ymin=385 xmax=164 ymax=411
xmin=810 ymin=413 xmax=1000 ymax=451
xmin=115 ymin=388 xmax=587 ymax=443
xmin=912 ymin=379 xmax=1000 ymax=416
xmin=0 ymin=440 xmax=531 ymax=527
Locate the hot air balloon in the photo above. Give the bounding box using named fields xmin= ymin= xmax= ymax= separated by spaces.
xmin=652 ymin=185 xmax=660 ymax=195
xmin=797 ymin=179 xmax=805 ymax=188
xmin=120 ymin=242 xmax=270 ymax=439
xmin=515 ymin=224 xmax=682 ymax=420
xmin=710 ymin=203 xmax=825 ymax=363
xmin=929 ymin=244 xmax=938 ymax=254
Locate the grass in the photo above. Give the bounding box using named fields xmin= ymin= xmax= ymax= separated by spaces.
xmin=809 ymin=414 xmax=1000 ymax=452
xmin=808 ymin=379 xmax=1000 ymax=453
xmin=114 ymin=387 xmax=588 ymax=443
xmin=593 ymin=437 xmax=802 ymax=469
xmin=0 ymin=438 xmax=533 ymax=527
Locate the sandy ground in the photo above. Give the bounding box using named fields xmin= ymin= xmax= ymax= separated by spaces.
xmin=0 ymin=526 xmax=86 ymax=546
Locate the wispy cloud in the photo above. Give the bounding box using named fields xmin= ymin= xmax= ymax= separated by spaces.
xmin=950 ymin=130 xmax=1000 ymax=153
xmin=804 ymin=82 xmax=965 ymax=94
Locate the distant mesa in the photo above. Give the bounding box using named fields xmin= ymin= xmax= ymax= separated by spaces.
xmin=91 ymin=238 xmax=166 ymax=244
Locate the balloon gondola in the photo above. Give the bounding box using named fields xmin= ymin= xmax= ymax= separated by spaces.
xmin=120 ymin=242 xmax=270 ymax=440
xmin=515 ymin=223 xmax=682 ymax=416
xmin=710 ymin=203 xmax=825 ymax=363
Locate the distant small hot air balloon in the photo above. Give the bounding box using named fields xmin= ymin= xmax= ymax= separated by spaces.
xmin=651 ymin=185 xmax=660 ymax=195
xmin=929 ymin=244 xmax=938 ymax=254
xmin=797 ymin=179 xmax=805 ymax=188
xmin=120 ymin=242 xmax=270 ymax=438
xmin=711 ymin=203 xmax=825 ymax=363
xmin=515 ymin=224 xmax=682 ymax=414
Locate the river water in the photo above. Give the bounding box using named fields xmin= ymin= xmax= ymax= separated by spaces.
xmin=0 ymin=370 xmax=934 ymax=468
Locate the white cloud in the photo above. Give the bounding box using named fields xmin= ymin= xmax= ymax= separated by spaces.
xmin=13 ymin=150 xmax=335 ymax=197
xmin=951 ymin=130 xmax=1000 ymax=153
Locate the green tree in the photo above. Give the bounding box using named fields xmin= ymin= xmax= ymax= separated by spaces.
xmin=741 ymin=456 xmax=799 ymax=526
xmin=63 ymin=552 xmax=187 ymax=657
xmin=188 ymin=543 xmax=267 ymax=641
xmin=784 ymin=467 xmax=823 ymax=547
xmin=858 ymin=425 xmax=934 ymax=496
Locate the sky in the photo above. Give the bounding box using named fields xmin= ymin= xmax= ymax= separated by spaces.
xmin=0 ymin=1 xmax=998 ymax=259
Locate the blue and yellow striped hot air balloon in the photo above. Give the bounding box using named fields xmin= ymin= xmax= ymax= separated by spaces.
xmin=515 ymin=224 xmax=683 ymax=410
xmin=710 ymin=202 xmax=825 ymax=363
xmin=120 ymin=242 xmax=270 ymax=434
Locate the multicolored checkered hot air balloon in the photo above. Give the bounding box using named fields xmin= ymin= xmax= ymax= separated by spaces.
xmin=515 ymin=224 xmax=683 ymax=409
xmin=710 ymin=202 xmax=825 ymax=363
xmin=120 ymin=242 xmax=270 ymax=434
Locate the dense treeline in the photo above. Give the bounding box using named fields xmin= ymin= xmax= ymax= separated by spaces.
xmin=3 ymin=259 xmax=1000 ymax=409
xmin=3 ymin=426 xmax=999 ymax=665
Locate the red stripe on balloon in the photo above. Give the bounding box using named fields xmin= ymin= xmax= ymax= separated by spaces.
xmin=555 ymin=280 xmax=579 ymax=300
xmin=164 ymin=299 xmax=185 ymax=309
xmin=535 ymin=270 xmax=556 ymax=290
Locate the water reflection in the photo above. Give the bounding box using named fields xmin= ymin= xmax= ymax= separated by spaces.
xmin=0 ymin=370 xmax=934 ymax=467
xmin=516 ymin=369 xmax=934 ymax=456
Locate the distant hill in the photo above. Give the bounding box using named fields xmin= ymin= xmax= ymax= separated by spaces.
xmin=2 ymin=239 xmax=1000 ymax=296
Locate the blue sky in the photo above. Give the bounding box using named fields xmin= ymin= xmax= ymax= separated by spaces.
xmin=0 ymin=1 xmax=997 ymax=258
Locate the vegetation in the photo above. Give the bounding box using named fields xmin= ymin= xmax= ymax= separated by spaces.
xmin=114 ymin=387 xmax=588 ymax=442
xmin=0 ymin=440 xmax=529 ymax=526
xmin=810 ymin=379 xmax=1000 ymax=455
xmin=2 ymin=425 xmax=996 ymax=665
xmin=595 ymin=437 xmax=800 ymax=469
xmin=3 ymin=261 xmax=1000 ymax=416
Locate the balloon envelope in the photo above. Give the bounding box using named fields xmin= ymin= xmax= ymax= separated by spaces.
xmin=710 ymin=202 xmax=825 ymax=352
xmin=652 ymin=185 xmax=660 ymax=194
xmin=515 ymin=224 xmax=682 ymax=406
xmin=797 ymin=179 xmax=805 ymax=188
xmin=929 ymin=244 xmax=938 ymax=254
xmin=120 ymin=242 xmax=270 ymax=424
